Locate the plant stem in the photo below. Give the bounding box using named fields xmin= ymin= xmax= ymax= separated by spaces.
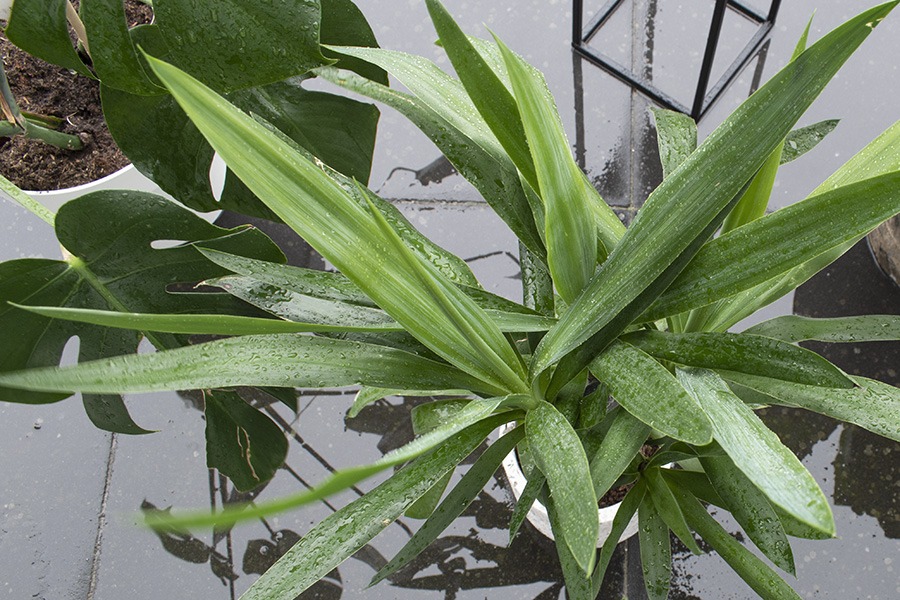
xmin=0 ymin=121 xmax=22 ymax=137
xmin=22 ymin=121 xmax=84 ymax=150
xmin=21 ymin=111 xmax=64 ymax=129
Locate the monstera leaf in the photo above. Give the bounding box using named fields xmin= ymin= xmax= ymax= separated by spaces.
xmin=0 ymin=191 xmax=284 ymax=433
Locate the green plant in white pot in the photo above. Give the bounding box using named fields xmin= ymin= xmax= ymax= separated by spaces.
xmin=0 ymin=1 xmax=899 ymax=599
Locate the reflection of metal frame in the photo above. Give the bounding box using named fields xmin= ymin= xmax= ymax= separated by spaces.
xmin=573 ymin=0 xmax=781 ymax=120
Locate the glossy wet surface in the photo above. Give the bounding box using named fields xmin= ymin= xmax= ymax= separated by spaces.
xmin=1 ymin=1 xmax=898 ymax=598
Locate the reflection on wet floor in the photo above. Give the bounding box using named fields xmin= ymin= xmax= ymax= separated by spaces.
xmin=1 ymin=0 xmax=898 ymax=598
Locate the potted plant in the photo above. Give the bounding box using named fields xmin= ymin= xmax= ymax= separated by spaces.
xmin=1 ymin=0 xmax=384 ymax=217
xmin=0 ymin=1 xmax=897 ymax=599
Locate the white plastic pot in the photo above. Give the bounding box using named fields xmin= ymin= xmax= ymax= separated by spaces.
xmin=499 ymin=423 xmax=640 ymax=546
xmin=22 ymin=159 xmax=224 ymax=223
xmin=0 ymin=0 xmax=12 ymax=21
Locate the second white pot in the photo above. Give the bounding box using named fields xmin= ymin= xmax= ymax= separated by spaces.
xmin=18 ymin=158 xmax=226 ymax=227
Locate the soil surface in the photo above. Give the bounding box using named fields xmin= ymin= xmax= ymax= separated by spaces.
xmin=0 ymin=1 xmax=153 ymax=191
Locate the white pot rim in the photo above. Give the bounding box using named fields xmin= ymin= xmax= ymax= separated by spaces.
xmin=498 ymin=423 xmax=640 ymax=547
xmin=26 ymin=163 xmax=139 ymax=198
xmin=19 ymin=163 xmax=222 ymax=224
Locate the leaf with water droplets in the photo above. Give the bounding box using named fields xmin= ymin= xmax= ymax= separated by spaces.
xmin=677 ymin=368 xmax=835 ymax=536
xmin=721 ymin=372 xmax=900 ymax=443
xmin=623 ymin=330 xmax=854 ymax=389
xmin=781 ymin=120 xmax=840 ymax=164
xmin=641 ymin=172 xmax=900 ymax=322
xmin=153 ymin=0 xmax=329 ymax=92
xmin=590 ymin=340 xmax=713 ymax=445
xmin=638 ymin=494 xmax=671 ymax=600
xmin=496 ymin=36 xmax=599 ymax=302
xmin=0 ymin=333 xmax=500 ymax=397
xmin=651 ymin=108 xmax=697 ymax=178
xmin=744 ymin=314 xmax=900 ymax=344
xmin=237 ymin=414 xmax=506 ymax=599
xmin=701 ymin=453 xmax=795 ymax=574
xmin=670 ymin=478 xmax=803 ymax=599
xmin=527 ymin=401 xmax=598 ymax=573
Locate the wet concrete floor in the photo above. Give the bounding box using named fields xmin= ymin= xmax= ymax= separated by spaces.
xmin=1 ymin=1 xmax=898 ymax=598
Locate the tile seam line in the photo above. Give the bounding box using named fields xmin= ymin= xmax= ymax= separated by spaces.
xmin=385 ymin=198 xmax=489 ymax=207
xmin=86 ymin=431 xmax=118 ymax=600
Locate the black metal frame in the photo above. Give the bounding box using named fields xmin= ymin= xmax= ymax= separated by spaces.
xmin=573 ymin=0 xmax=781 ymax=120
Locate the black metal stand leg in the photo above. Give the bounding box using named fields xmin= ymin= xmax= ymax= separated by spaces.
xmin=692 ymin=0 xmax=729 ymax=118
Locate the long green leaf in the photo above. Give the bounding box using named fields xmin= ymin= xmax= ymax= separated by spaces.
xmin=701 ymin=454 xmax=795 ymax=575
xmin=527 ymin=401 xmax=598 ymax=573
xmin=424 ymin=0 xmax=537 ymax=188
xmin=623 ymin=330 xmax=854 ymax=388
xmin=672 ymin=482 xmax=803 ymax=600
xmin=677 ymin=368 xmax=834 ymax=535
xmin=205 ymin=275 xmax=397 ymax=328
xmin=781 ymin=120 xmax=840 ymax=164
xmin=592 ymin=479 xmax=645 ymax=596
xmin=199 ymin=248 xmax=374 ymax=306
xmin=706 ymin=119 xmax=900 ymax=331
xmin=744 ymin=314 xmax=900 ymax=343
xmin=371 ymin=424 xmax=525 ymax=585
xmin=143 ymin=54 xmax=528 ymax=394
xmin=496 ymin=37 xmax=597 ymax=301
xmin=590 ymin=341 xmax=713 ymax=445
xmin=317 ymin=59 xmax=545 ymax=258
xmin=531 ymin=2 xmax=897 ymax=378
xmin=722 ymin=372 xmax=900 ymax=443
xmin=545 ymin=493 xmax=594 ymax=600
xmin=0 ymin=333 xmax=503 ymax=397
xmin=589 ymin=407 xmax=652 ymax=500
xmin=651 ymin=107 xmax=697 ymax=178
xmin=638 ymin=495 xmax=672 ymax=600
xmin=646 ymin=468 xmax=703 ymax=555
xmin=237 ymin=414 xmax=505 ymax=600
xmin=644 ymin=172 xmax=900 ymax=321
xmin=11 ymin=304 xmax=398 ymax=335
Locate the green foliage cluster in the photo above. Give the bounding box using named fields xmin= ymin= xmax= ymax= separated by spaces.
xmin=1 ymin=1 xmax=899 ymax=598
xmin=3 ymin=0 xmax=384 ymax=216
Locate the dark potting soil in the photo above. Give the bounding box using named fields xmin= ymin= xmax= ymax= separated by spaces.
xmin=597 ymin=443 xmax=659 ymax=508
xmin=0 ymin=0 xmax=153 ymax=191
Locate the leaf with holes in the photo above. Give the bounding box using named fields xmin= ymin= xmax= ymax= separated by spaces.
xmin=0 ymin=191 xmax=284 ymax=433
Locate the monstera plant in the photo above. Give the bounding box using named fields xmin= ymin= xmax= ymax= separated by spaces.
xmin=1 ymin=1 xmax=899 ymax=599
xmin=3 ymin=0 xmax=384 ymax=216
